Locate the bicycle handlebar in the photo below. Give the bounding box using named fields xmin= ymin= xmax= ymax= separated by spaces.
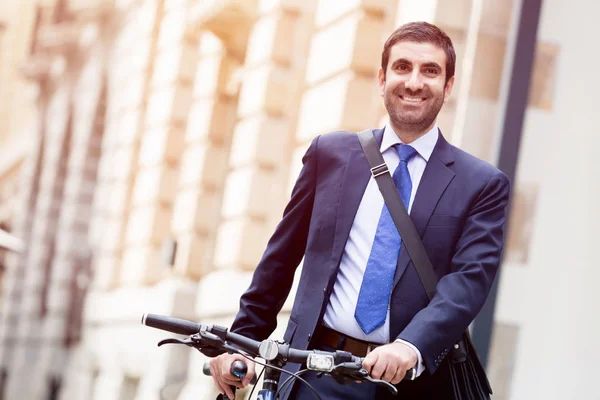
xmin=141 ymin=313 xmax=201 ymax=335
xmin=141 ymin=313 xmax=414 ymax=396
xmin=141 ymin=313 xmax=331 ymax=364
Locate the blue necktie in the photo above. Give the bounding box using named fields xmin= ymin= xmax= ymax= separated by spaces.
xmin=355 ymin=144 xmax=418 ymax=334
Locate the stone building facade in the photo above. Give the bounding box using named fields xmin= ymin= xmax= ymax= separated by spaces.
xmin=1 ymin=0 xmax=599 ymax=399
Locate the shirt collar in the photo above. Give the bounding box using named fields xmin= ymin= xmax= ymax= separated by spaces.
xmin=380 ymin=122 xmax=439 ymax=162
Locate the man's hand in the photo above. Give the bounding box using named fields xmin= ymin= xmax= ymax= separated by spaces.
xmin=209 ymin=353 xmax=256 ymax=399
xmin=361 ymin=342 xmax=418 ymax=385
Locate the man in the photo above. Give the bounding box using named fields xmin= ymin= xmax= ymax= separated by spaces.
xmin=210 ymin=21 xmax=510 ymax=399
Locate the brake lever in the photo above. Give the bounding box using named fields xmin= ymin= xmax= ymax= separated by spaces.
xmin=157 ymin=337 xmax=197 ymax=347
xmin=330 ymin=364 xmax=398 ymax=395
xmin=362 ymin=373 xmax=398 ymax=395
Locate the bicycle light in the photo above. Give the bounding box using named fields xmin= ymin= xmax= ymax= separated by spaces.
xmin=306 ymin=353 xmax=334 ymax=372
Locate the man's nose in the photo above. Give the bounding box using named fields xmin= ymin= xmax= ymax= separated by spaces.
xmin=405 ymin=70 xmax=424 ymax=91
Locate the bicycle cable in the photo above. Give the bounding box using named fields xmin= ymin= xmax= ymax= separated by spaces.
xmin=234 ymin=350 xmax=323 ymax=400
xmin=275 ymin=369 xmax=308 ymax=400
xmin=194 ymin=346 xmax=322 ymax=400
xmin=247 ymin=365 xmax=265 ymax=400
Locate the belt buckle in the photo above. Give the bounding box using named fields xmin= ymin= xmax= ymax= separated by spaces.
xmin=366 ymin=343 xmax=374 ymax=355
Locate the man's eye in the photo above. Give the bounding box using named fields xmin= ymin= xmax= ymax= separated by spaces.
xmin=425 ymin=68 xmax=438 ymax=74
xmin=398 ymin=65 xmax=409 ymax=71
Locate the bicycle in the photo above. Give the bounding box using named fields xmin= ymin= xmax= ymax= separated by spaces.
xmin=141 ymin=313 xmax=416 ymax=400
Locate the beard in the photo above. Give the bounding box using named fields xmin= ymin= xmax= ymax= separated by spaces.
xmin=384 ymin=85 xmax=445 ymax=134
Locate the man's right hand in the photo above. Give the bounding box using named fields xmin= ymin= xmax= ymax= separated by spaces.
xmin=209 ymin=353 xmax=256 ymax=399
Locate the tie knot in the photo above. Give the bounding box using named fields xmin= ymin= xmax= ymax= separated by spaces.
xmin=395 ymin=144 xmax=417 ymax=163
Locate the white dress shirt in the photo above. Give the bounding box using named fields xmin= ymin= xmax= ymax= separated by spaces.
xmin=322 ymin=123 xmax=439 ymax=376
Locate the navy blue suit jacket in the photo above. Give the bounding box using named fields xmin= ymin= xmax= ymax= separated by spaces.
xmin=231 ymin=128 xmax=510 ymax=379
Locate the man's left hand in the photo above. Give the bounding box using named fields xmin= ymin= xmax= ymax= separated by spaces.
xmin=361 ymin=341 xmax=418 ymax=384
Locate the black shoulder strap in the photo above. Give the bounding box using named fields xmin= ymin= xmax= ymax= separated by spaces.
xmin=357 ymin=129 xmax=438 ymax=300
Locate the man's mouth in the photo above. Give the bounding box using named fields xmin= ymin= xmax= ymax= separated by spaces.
xmin=400 ymin=95 xmax=426 ymax=103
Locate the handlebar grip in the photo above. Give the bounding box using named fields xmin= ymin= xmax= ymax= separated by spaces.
xmin=141 ymin=313 xmax=201 ymax=336
xmin=203 ymin=360 xmax=256 ymax=400
xmin=202 ymin=361 xmax=258 ymax=385
xmin=230 ymin=361 xmax=247 ymax=378
xmin=202 ymin=362 xmax=246 ymax=378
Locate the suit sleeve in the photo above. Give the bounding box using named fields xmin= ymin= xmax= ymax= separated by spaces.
xmin=230 ymin=136 xmax=320 ymax=341
xmin=397 ymin=170 xmax=510 ymax=373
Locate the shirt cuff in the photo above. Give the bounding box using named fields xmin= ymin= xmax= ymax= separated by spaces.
xmin=394 ymin=338 xmax=426 ymax=378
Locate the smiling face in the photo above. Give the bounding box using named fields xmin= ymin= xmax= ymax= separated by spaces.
xmin=378 ymin=41 xmax=454 ymax=138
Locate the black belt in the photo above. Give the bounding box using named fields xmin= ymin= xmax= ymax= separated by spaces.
xmin=312 ymin=325 xmax=381 ymax=357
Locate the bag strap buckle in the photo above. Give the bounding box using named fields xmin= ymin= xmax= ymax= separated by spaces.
xmin=370 ymin=163 xmax=389 ymax=177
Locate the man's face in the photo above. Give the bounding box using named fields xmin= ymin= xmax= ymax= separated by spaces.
xmin=378 ymin=41 xmax=454 ymax=134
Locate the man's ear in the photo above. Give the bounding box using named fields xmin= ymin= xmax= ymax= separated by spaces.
xmin=378 ymin=67 xmax=385 ymax=96
xmin=443 ymin=76 xmax=455 ymax=103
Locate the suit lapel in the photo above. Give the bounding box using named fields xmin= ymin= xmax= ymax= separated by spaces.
xmin=393 ymin=131 xmax=456 ymax=287
xmin=328 ymin=128 xmax=385 ymax=281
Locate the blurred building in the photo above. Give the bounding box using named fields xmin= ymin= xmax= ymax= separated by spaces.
xmin=0 ymin=0 xmax=598 ymax=399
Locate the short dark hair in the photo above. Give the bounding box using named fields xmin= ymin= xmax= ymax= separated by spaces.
xmin=381 ymin=21 xmax=456 ymax=84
